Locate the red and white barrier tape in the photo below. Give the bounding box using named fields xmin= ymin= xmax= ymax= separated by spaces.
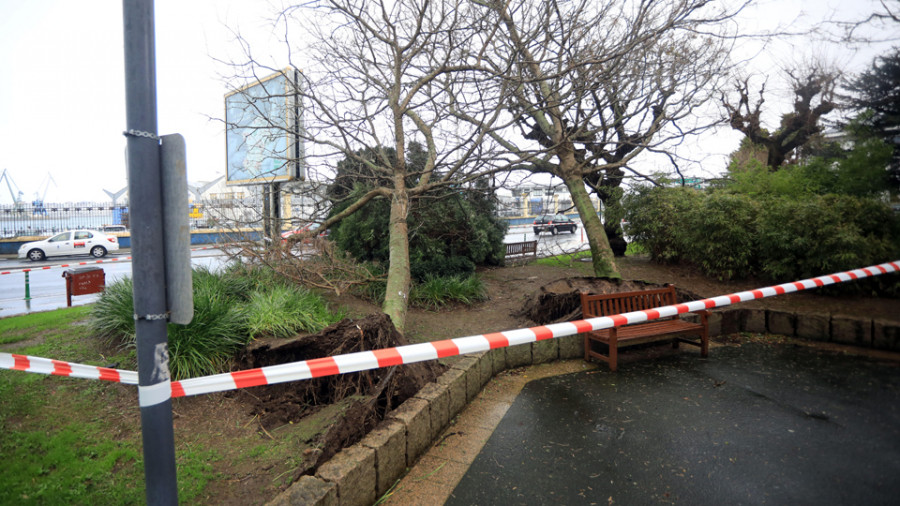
xmin=168 ymin=260 xmax=899 ymax=398
xmin=0 ymin=352 xmax=137 ymax=384
xmin=1 ymin=260 xmax=897 ymax=404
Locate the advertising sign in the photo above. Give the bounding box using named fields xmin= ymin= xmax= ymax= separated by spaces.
xmin=225 ymin=68 xmax=304 ymax=185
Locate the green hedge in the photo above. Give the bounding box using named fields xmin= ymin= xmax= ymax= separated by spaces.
xmin=624 ymin=186 xmax=900 ymax=285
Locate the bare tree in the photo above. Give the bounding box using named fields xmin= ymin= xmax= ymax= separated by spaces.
xmin=224 ymin=0 xmax=508 ymax=332
xmin=721 ymin=64 xmax=840 ymax=170
xmin=454 ymin=0 xmax=740 ymax=278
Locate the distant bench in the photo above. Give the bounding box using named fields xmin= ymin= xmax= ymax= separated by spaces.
xmin=505 ymin=240 xmax=537 ymax=262
xmin=506 ymin=241 xmax=537 ymax=260
xmin=581 ymin=285 xmax=709 ymax=371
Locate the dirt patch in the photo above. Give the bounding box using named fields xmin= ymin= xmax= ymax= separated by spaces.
xmin=234 ymin=312 xmax=444 ymax=476
xmin=519 ymin=276 xmax=705 ymax=324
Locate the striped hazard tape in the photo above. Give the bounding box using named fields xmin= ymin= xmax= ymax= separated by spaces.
xmin=0 ymin=352 xmax=138 ymax=384
xmin=168 ymin=260 xmax=899 ymax=398
xmin=1 ymin=260 xmax=898 ymax=402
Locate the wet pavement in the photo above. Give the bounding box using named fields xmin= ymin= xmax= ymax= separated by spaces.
xmin=441 ymin=343 xmax=900 ymax=505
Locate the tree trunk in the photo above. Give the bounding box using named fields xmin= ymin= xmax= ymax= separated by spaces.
xmin=382 ymin=189 xmax=412 ymax=333
xmin=565 ymin=177 xmax=621 ymax=279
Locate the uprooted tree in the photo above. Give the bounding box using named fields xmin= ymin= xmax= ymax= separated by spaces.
xmin=463 ymin=0 xmax=740 ymax=278
xmin=224 ymin=0 xmax=510 ymax=333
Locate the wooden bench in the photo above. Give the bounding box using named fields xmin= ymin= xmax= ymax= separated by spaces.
xmin=581 ymin=286 xmax=708 ymax=371
xmin=505 ymin=240 xmax=537 ymax=262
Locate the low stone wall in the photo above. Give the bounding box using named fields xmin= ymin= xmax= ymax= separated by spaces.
xmin=268 ymin=309 xmax=900 ymax=505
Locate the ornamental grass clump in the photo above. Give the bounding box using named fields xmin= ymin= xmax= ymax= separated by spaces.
xmin=244 ymin=285 xmax=346 ymax=339
xmin=90 ymin=266 xmax=344 ymax=380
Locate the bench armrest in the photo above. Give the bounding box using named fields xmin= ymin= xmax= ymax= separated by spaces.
xmin=692 ymin=309 xmax=710 ymax=326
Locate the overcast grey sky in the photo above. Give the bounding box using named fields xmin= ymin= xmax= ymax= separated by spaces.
xmin=0 ymin=0 xmax=892 ymax=204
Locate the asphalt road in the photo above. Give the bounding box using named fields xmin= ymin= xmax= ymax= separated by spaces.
xmin=0 ymin=249 xmax=228 ymax=318
xmin=505 ymin=222 xmax=589 ymax=258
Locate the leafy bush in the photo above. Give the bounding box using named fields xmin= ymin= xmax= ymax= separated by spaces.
xmin=623 ymin=186 xmax=700 ymax=263
xmin=90 ymin=267 xmax=345 ymax=380
xmin=681 ymin=192 xmax=759 ymax=280
xmin=624 ymin=185 xmax=900 ymax=285
xmin=756 ymin=195 xmax=900 ymax=281
xmin=410 ymin=255 xmax=475 ymax=282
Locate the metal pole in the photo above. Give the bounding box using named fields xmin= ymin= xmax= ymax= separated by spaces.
xmin=24 ymin=271 xmax=30 ymax=301
xmin=122 ymin=1 xmax=178 ymax=504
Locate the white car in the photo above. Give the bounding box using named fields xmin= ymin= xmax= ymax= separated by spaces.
xmin=18 ymin=229 xmax=120 ymax=261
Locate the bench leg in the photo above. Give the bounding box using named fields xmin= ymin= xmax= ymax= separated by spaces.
xmin=701 ymin=328 xmax=709 ymax=358
xmin=608 ymin=330 xmax=618 ymax=372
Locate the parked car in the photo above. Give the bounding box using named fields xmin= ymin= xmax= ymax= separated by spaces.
xmin=533 ymin=214 xmax=577 ymax=235
xmin=18 ymin=229 xmax=120 ymax=261
xmin=100 ymin=224 xmax=128 ymax=233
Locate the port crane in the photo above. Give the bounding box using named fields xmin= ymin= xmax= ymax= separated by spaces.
xmin=32 ymin=173 xmax=57 ymax=215
xmin=1 ymin=169 xmax=25 ymax=209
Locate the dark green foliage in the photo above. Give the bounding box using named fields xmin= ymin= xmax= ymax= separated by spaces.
xmin=681 ymin=192 xmax=759 ymax=280
xmin=410 ymin=255 xmax=475 ymax=282
xmin=625 ymin=186 xmax=900 ymax=286
xmin=328 ymin=187 xmax=391 ymax=263
xmin=843 ymin=49 xmax=900 ymax=189
xmin=328 ymin=144 xmax=507 ymax=273
xmin=90 ymin=266 xmax=344 ymax=380
xmin=756 ymin=195 xmax=900 ymax=281
xmin=622 ymin=186 xmax=698 ymax=263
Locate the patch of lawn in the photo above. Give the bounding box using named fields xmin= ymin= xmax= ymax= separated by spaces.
xmin=535 ymin=249 xmax=592 ymax=267
xmin=0 ymin=306 xmax=92 ymax=346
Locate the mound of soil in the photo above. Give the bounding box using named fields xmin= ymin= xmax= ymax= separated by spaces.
xmin=519 ymin=276 xmax=705 ymax=325
xmin=235 ymin=312 xmax=444 ymax=474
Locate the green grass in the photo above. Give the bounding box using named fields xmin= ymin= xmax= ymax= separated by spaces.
xmin=409 ymin=275 xmax=488 ymax=309
xmin=0 ymin=422 xmax=144 ymax=504
xmin=245 ymin=285 xmax=346 ymax=338
xmin=0 ymin=306 xmax=92 ymax=346
xmin=535 ymin=249 xmax=592 ymax=267
xmin=532 ymin=242 xmax=648 ymax=269
xmin=625 ymin=241 xmax=648 ymax=256
xmin=0 ymin=315 xmax=145 ymax=504
xmin=0 ymin=299 xmax=339 ymax=503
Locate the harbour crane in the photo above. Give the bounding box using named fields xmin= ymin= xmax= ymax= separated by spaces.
xmin=32 ymin=173 xmax=57 ymax=215
xmin=0 ymin=169 xmax=24 ymax=208
xmin=103 ymin=186 xmax=128 ymax=206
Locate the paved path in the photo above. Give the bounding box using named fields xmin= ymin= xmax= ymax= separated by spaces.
xmin=386 ymin=341 xmax=900 ymax=505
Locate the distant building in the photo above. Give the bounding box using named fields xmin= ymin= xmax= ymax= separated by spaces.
xmin=497 ymin=183 xmax=600 ymax=218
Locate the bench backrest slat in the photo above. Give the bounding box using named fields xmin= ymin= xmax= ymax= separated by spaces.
xmin=581 ymin=286 xmax=677 ymax=318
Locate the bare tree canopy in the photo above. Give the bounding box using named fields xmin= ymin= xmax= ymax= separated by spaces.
xmin=464 ymin=0 xmax=743 ymax=277
xmin=224 ymin=0 xmax=511 ymax=332
xmin=722 ymin=64 xmax=840 ymax=170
